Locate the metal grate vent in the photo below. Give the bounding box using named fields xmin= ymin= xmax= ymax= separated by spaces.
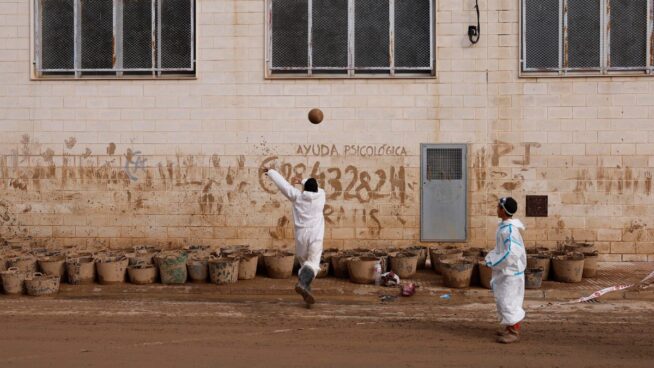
xmin=426 ymin=148 xmax=462 ymax=180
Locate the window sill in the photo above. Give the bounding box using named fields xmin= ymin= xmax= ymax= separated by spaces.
xmin=265 ymin=73 xmax=436 ymax=80
xmin=30 ymin=74 xmax=198 ymax=81
xmin=519 ymin=70 xmax=653 ymax=78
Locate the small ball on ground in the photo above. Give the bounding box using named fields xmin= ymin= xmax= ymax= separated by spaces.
xmin=308 ymin=108 xmax=323 ymax=124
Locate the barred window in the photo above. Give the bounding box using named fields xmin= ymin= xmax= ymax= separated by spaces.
xmin=34 ymin=0 xmax=195 ymax=78
xmin=266 ymin=0 xmax=434 ymax=78
xmin=521 ymin=0 xmax=652 ymax=75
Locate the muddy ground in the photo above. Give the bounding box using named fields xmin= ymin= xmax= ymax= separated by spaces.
xmin=0 ymin=286 xmax=652 ymax=368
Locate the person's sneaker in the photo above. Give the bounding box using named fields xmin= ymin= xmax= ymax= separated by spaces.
xmin=295 ymin=283 xmax=315 ymax=305
xmin=496 ymin=332 xmax=520 ymax=344
xmin=496 ymin=327 xmax=509 ymax=336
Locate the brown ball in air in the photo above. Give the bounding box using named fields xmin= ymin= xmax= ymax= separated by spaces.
xmin=308 ymin=108 xmax=324 ymax=125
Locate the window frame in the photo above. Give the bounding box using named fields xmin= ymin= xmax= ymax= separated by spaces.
xmin=519 ymin=0 xmax=654 ymax=77
xmin=264 ymin=0 xmax=437 ymax=79
xmin=31 ymin=0 xmax=196 ymax=80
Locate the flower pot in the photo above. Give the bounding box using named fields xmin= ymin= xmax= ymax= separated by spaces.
xmin=128 ymin=263 xmax=157 ymax=285
xmin=187 ymin=257 xmax=209 ymax=283
xmin=478 ymin=261 xmax=492 ymax=289
xmin=316 ymin=262 xmax=330 ymax=278
xmin=429 ymin=248 xmax=463 ymax=275
xmin=552 ymin=253 xmax=585 ymax=283
xmin=1 ymin=267 xmax=26 ymax=294
xmin=156 ymin=252 xmax=188 ymax=284
xmin=38 ymin=255 xmax=66 ymax=280
xmin=525 ymin=267 xmax=544 ymax=289
xmin=208 ymin=257 xmax=239 ymax=284
xmin=237 ymin=253 xmax=258 ymax=280
xmin=408 ymin=246 xmax=428 ymax=269
xmin=440 ymin=259 xmax=474 ymax=288
xmin=263 ymin=251 xmax=295 ymax=279
xmin=390 ymin=252 xmax=418 ymax=278
xmin=65 ymin=256 xmax=95 ymax=284
xmin=95 ymin=256 xmax=129 ymax=285
xmin=8 ymin=255 xmax=37 ymax=273
xmin=582 ymin=251 xmax=599 ymax=278
xmin=527 ymin=254 xmax=551 ymax=280
xmin=330 ymin=253 xmax=352 ymax=278
xmin=347 ymin=256 xmax=380 ymax=284
xmin=24 ymin=272 xmax=60 ymax=296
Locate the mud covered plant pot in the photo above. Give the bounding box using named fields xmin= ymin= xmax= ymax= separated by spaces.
xmin=38 ymin=255 xmax=66 ymax=280
xmin=525 ymin=267 xmax=544 ymax=289
xmin=347 ymin=257 xmax=380 ymax=284
xmin=156 ymin=252 xmax=188 ymax=284
xmin=128 ymin=263 xmax=158 ymax=285
xmin=237 ymin=252 xmax=258 ymax=280
xmin=66 ymin=256 xmax=95 ymax=285
xmin=24 ymin=272 xmax=60 ymax=296
xmin=478 ymin=261 xmax=492 ymax=289
xmin=263 ymin=251 xmax=295 ymax=279
xmin=440 ymin=259 xmax=474 ymax=288
xmin=390 ymin=252 xmax=418 ymax=278
xmin=0 ymin=267 xmax=26 ymax=294
xmin=208 ymin=257 xmax=239 ymax=284
xmin=552 ymin=253 xmax=585 ymax=283
xmin=95 ymin=256 xmax=129 ymax=285
xmin=527 ymin=254 xmax=551 ymax=280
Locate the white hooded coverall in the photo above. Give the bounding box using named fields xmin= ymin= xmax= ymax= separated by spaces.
xmin=484 ymin=219 xmax=527 ymax=326
xmin=267 ymin=169 xmax=325 ymax=276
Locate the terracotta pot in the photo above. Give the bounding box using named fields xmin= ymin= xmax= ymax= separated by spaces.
xmin=1 ymin=267 xmax=26 ymax=294
xmin=525 ymin=267 xmax=544 ymax=289
xmin=208 ymin=257 xmax=239 ymax=284
xmin=347 ymin=256 xmax=380 ymax=284
xmin=95 ymin=256 xmax=129 ymax=285
xmin=527 ymin=254 xmax=551 ymax=280
xmin=24 ymin=272 xmax=60 ymax=296
xmin=263 ymin=251 xmax=294 ymax=279
xmin=128 ymin=263 xmax=157 ymax=285
xmin=237 ymin=253 xmax=258 ymax=280
xmin=38 ymin=255 xmax=66 ymax=280
xmin=440 ymin=259 xmax=474 ymax=288
xmin=552 ymin=253 xmax=585 ymax=283
xmin=390 ymin=252 xmax=418 ymax=278
xmin=65 ymin=256 xmax=95 ymax=284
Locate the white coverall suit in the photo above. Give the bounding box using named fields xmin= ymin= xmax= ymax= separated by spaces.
xmin=484 ymin=219 xmax=527 ymax=326
xmin=267 ymin=169 xmax=325 ymax=276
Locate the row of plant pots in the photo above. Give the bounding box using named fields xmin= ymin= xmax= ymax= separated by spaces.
xmin=0 ymin=245 xmax=310 ymax=295
xmin=424 ymin=242 xmax=600 ymax=289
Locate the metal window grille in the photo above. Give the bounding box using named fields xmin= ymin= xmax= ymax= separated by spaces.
xmin=34 ymin=0 xmax=195 ymax=77
xmin=267 ymin=0 xmax=435 ymax=77
xmin=426 ymin=148 xmax=462 ymax=180
xmin=522 ymin=0 xmax=654 ymax=75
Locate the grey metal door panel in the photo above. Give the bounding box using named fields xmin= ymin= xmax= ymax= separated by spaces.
xmin=420 ymin=144 xmax=467 ymax=241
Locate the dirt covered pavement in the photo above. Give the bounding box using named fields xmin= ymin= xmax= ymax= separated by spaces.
xmin=0 ymin=285 xmax=652 ymax=368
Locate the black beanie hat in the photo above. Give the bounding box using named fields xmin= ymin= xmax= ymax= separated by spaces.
xmin=499 ymin=197 xmax=517 ymax=216
xmin=304 ymin=178 xmax=318 ymax=193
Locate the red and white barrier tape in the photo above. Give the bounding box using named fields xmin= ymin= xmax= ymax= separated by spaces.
xmin=569 ymin=269 xmax=654 ymax=304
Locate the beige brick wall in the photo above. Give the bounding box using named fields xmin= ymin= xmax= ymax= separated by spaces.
xmin=0 ymin=0 xmax=652 ymax=261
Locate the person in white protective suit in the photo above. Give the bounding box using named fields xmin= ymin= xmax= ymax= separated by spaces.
xmin=264 ymin=168 xmax=325 ymax=306
xmin=484 ymin=196 xmax=526 ymax=344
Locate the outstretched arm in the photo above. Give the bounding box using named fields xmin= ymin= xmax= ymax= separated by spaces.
xmin=266 ymin=169 xmax=301 ymax=201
